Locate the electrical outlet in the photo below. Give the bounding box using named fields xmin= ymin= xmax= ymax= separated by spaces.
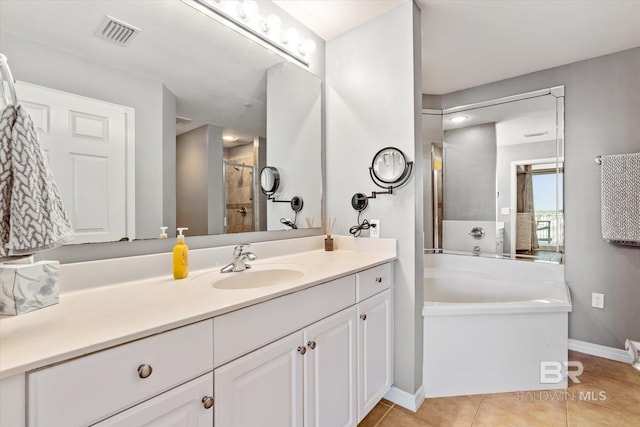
xmin=370 ymin=219 xmax=380 ymax=238
xmin=592 ymin=293 xmax=604 ymax=309
xmin=501 ymin=207 xmax=510 ymax=215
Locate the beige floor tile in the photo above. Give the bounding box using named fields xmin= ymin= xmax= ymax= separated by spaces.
xmin=480 ymin=390 xmax=567 ymax=426
xmin=377 ymin=407 xmax=431 ymax=427
xmin=569 ymin=351 xmax=640 ymax=386
xmin=358 ymin=401 xmax=393 ymax=427
xmin=472 ymin=401 xmax=559 ymax=427
xmin=568 ymin=375 xmax=640 ymax=417
xmin=413 ymin=395 xmax=482 ymax=427
xmin=568 ymin=398 xmax=640 ymax=427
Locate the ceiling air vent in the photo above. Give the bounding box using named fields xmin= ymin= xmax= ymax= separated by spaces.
xmin=96 ymin=15 xmax=141 ymax=47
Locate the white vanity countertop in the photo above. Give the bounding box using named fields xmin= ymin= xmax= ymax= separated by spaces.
xmin=0 ymin=238 xmax=396 ymax=379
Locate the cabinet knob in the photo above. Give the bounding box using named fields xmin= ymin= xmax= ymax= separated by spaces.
xmin=360 ymin=314 xmax=367 ymax=321
xmin=137 ymin=364 xmax=153 ymax=379
xmin=297 ymin=346 xmax=307 ymax=355
xmin=375 ymin=277 xmax=383 ymax=283
xmin=308 ymin=340 xmax=317 ymax=350
xmin=202 ymin=396 xmax=215 ymax=409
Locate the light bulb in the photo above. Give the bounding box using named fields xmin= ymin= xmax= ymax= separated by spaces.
xmin=282 ymin=28 xmax=299 ymax=45
xmin=238 ymin=0 xmax=259 ymax=20
xmin=262 ymin=14 xmax=281 ymax=33
xmin=298 ymin=39 xmax=317 ymax=56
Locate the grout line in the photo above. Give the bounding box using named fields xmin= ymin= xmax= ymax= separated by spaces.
xmin=470 ymin=395 xmax=485 ymax=426
xmin=373 ymin=403 xmax=395 ymax=427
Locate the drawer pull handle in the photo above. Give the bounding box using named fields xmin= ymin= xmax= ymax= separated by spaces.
xmin=137 ymin=364 xmax=153 ymax=379
xmin=360 ymin=314 xmax=367 ymax=321
xmin=202 ymin=396 xmax=215 ymax=409
xmin=375 ymin=277 xmax=383 ymax=283
xmin=298 ymin=346 xmax=307 ymax=355
xmin=308 ymin=341 xmax=317 ymax=350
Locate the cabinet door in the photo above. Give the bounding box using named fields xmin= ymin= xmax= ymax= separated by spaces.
xmin=215 ymin=331 xmax=304 ymax=427
xmin=94 ymin=372 xmax=213 ymax=427
xmin=357 ymin=289 xmax=393 ymax=422
xmin=304 ymin=306 xmax=357 ymax=427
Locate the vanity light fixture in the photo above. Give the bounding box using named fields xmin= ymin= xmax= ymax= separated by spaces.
xmin=185 ymin=0 xmax=316 ymax=67
xmin=262 ymin=14 xmax=281 ymax=33
xmin=448 ymin=115 xmax=468 ymax=124
xmin=237 ymin=0 xmax=259 ymax=20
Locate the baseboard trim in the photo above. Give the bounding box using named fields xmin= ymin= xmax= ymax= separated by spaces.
xmin=384 ymin=385 xmax=425 ymax=412
xmin=569 ymin=339 xmax=632 ymax=363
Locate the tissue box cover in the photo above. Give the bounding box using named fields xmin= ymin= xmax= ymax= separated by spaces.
xmin=0 ymin=261 xmax=59 ymax=315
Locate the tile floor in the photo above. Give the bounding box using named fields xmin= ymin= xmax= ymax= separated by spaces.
xmin=359 ymin=351 xmax=640 ymax=427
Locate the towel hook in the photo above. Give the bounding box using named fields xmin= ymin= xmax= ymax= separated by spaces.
xmin=0 ymin=53 xmax=18 ymax=106
xmin=594 ymin=155 xmax=602 ymax=165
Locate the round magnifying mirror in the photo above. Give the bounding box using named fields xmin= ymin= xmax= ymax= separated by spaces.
xmin=259 ymin=166 xmax=280 ymax=195
xmin=371 ymin=147 xmax=409 ymax=184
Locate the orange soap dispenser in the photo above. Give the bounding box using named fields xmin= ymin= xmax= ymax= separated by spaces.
xmin=173 ymin=227 xmax=189 ymax=279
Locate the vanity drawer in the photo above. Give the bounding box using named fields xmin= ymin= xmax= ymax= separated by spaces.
xmin=27 ymin=319 xmax=213 ymax=427
xmin=356 ymin=263 xmax=392 ymax=302
xmin=214 ymin=275 xmax=355 ymax=367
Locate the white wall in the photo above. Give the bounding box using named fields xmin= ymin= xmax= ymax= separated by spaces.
xmin=326 ymin=2 xmax=423 ymax=395
xmin=266 ymin=63 xmax=322 ymax=230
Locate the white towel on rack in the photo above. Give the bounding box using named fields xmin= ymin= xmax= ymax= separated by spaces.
xmin=600 ymin=152 xmax=640 ymax=246
xmin=0 ymin=104 xmax=73 ymax=257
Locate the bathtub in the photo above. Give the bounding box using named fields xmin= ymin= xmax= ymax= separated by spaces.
xmin=423 ymin=253 xmax=571 ymax=397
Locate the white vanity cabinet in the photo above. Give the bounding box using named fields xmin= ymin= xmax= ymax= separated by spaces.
xmin=93 ymin=372 xmax=214 ymax=426
xmin=6 ymin=260 xmax=395 ymax=427
xmin=355 ymin=264 xmax=394 ymax=423
xmin=26 ymin=319 xmax=214 ymax=427
xmin=214 ymin=262 xmax=393 ymax=427
xmin=214 ymin=307 xmax=357 ymax=427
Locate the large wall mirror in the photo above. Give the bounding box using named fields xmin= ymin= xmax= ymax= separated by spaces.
xmin=424 ymin=87 xmax=564 ymax=263
xmin=0 ymin=0 xmax=322 ymax=248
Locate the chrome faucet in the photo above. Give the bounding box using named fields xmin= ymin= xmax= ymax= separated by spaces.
xmin=220 ymin=244 xmax=257 ymax=273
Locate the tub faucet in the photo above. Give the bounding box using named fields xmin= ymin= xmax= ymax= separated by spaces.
xmin=220 ymin=244 xmax=257 ymax=273
xmin=473 ymin=245 xmax=481 ymax=255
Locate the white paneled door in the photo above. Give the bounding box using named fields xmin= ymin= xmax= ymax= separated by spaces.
xmin=15 ymin=81 xmax=134 ymax=243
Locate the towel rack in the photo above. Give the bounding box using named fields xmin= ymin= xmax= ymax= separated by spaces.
xmin=0 ymin=53 xmax=18 ymax=106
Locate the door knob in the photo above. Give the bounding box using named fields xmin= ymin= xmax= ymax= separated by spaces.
xmin=308 ymin=341 xmax=316 ymax=350
xmin=298 ymin=346 xmax=307 ymax=355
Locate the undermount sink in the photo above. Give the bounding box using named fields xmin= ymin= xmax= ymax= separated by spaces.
xmin=191 ymin=264 xmax=312 ymax=290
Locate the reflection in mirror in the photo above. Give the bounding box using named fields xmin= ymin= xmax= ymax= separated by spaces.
xmin=372 ymin=147 xmax=409 ymax=183
xmin=0 ymin=0 xmax=322 ymax=245
xmin=259 ymin=166 xmax=280 ymax=196
xmin=426 ymin=87 xmax=564 ymax=263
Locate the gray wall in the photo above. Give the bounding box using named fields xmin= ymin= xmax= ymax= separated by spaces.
xmin=443 ymin=123 xmax=497 ymax=221
xmin=176 ymin=125 xmax=224 ymax=236
xmin=162 ymin=85 xmax=177 ymax=238
xmin=438 ymin=47 xmax=640 ymax=349
xmin=326 ymin=2 xmax=423 ymax=395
